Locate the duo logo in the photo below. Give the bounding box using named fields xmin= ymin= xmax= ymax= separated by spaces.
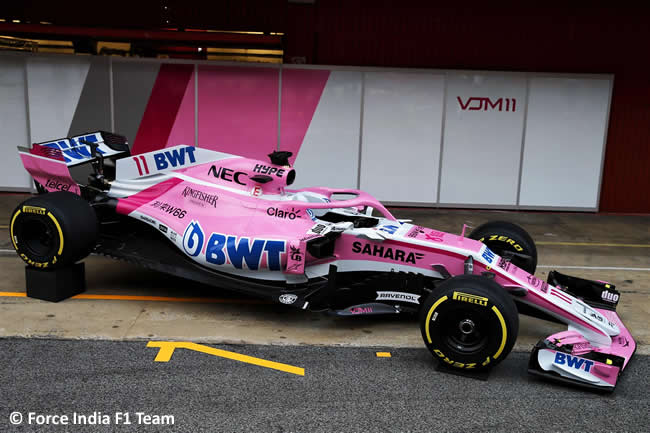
xmin=554 ymin=352 xmax=595 ymax=373
xmin=482 ymin=247 xmax=495 ymax=264
xmin=182 ymin=220 xmax=285 ymax=270
xmin=154 ymin=146 xmax=196 ymax=170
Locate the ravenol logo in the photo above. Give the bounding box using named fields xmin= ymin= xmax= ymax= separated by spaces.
xmin=453 ymin=291 xmax=488 ymax=307
xmin=482 ymin=247 xmax=495 ymax=264
xmin=553 ymin=352 xmax=595 ymax=373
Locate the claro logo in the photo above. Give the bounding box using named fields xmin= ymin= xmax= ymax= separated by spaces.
xmin=457 ymin=97 xmax=517 ymax=112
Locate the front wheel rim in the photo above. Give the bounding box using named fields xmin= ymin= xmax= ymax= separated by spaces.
xmin=441 ymin=309 xmax=489 ymax=354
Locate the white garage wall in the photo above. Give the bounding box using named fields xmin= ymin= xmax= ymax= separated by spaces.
xmin=360 ymin=71 xmax=444 ymax=203
xmin=519 ymin=77 xmax=612 ymax=209
xmin=439 ymin=73 xmax=527 ymax=206
xmin=292 ymin=70 xmax=362 ymax=190
xmin=0 ymin=57 xmax=32 ymax=190
xmin=0 ymin=53 xmax=613 ymax=210
xmin=26 ymin=56 xmax=90 ymax=143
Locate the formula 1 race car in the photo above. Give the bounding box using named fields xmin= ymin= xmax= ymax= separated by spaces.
xmin=10 ymin=131 xmax=636 ymax=391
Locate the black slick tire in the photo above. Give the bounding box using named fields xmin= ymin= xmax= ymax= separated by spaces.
xmin=469 ymin=221 xmax=538 ymax=274
xmin=419 ymin=275 xmax=519 ymax=370
xmin=10 ymin=191 xmax=97 ymax=269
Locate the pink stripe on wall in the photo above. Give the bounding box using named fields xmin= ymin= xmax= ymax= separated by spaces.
xmin=166 ymin=70 xmax=196 ymax=148
xmin=198 ymin=65 xmax=279 ymax=159
xmin=280 ymin=69 xmax=330 ymax=163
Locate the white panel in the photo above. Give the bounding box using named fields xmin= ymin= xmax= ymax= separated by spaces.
xmin=26 ymin=56 xmax=90 ymax=143
xmin=292 ymin=70 xmax=361 ymax=189
xmin=440 ymin=73 xmax=526 ymax=205
xmin=360 ymin=72 xmax=444 ymax=203
xmin=519 ymin=77 xmax=611 ymax=208
xmin=0 ymin=56 xmax=32 ymax=190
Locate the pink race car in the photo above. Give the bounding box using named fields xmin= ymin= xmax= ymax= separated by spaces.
xmin=10 ymin=131 xmax=636 ymax=391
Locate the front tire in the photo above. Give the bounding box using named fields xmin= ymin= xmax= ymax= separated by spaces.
xmin=420 ymin=275 xmax=518 ymax=370
xmin=10 ymin=192 xmax=97 ymax=268
xmin=469 ymin=220 xmax=538 ymax=274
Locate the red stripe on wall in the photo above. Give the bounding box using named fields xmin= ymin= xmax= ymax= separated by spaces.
xmin=132 ymin=63 xmax=194 ymax=155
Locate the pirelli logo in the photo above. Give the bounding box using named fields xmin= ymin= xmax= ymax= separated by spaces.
xmin=22 ymin=206 xmax=46 ymax=215
xmin=453 ymin=291 xmax=488 ymax=307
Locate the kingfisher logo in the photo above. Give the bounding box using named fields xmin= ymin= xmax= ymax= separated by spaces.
xmin=554 ymin=352 xmax=595 ymax=373
xmin=182 ymin=220 xmax=285 ymax=270
xmin=457 ymin=97 xmax=517 ymax=112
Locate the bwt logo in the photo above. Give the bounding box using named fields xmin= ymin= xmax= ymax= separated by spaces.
xmin=554 ymin=352 xmax=595 ymax=373
xmin=133 ymin=146 xmax=197 ymax=176
xmin=182 ymin=220 xmax=285 ymax=271
xmin=457 ymin=97 xmax=517 ymax=112
xmin=154 ymin=146 xmax=196 ymax=170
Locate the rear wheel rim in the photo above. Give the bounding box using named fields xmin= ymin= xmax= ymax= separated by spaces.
xmin=21 ymin=218 xmax=56 ymax=258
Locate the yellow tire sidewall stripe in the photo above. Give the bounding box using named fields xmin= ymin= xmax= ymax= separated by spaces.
xmin=425 ymin=295 xmax=448 ymax=344
xmin=9 ymin=209 xmax=21 ymax=250
xmin=47 ymin=212 xmax=64 ymax=256
xmin=491 ymin=305 xmax=507 ymax=359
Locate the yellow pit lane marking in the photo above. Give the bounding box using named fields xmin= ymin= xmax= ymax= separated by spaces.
xmin=0 ymin=291 xmax=267 ymax=304
xmin=537 ymin=241 xmax=650 ymax=248
xmin=376 ymin=352 xmax=391 ymax=358
xmin=147 ymin=341 xmax=305 ymax=376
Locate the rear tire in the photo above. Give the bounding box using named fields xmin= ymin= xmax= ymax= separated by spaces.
xmin=419 ymin=275 xmax=518 ymax=370
xmin=469 ymin=221 xmax=538 ymax=274
xmin=10 ymin=192 xmax=97 ymax=268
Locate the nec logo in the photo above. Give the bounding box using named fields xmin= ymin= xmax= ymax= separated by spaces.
xmin=457 ymin=97 xmax=517 ymax=112
xmin=208 ymin=166 xmax=247 ymax=186
xmin=554 ymin=352 xmax=594 ymax=373
xmin=154 ymin=146 xmax=196 ymax=170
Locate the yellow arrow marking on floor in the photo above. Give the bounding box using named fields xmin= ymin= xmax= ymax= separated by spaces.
xmin=146 ymin=341 xmax=305 ymax=376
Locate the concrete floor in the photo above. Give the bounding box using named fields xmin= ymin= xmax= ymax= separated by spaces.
xmin=3 ymin=340 xmax=649 ymax=432
xmin=1 ymin=193 xmax=648 ymax=354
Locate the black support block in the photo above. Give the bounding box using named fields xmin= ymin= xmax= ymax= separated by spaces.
xmin=25 ymin=262 xmax=86 ymax=302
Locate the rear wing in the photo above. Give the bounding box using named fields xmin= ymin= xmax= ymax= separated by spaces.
xmin=26 ymin=131 xmax=130 ymax=166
